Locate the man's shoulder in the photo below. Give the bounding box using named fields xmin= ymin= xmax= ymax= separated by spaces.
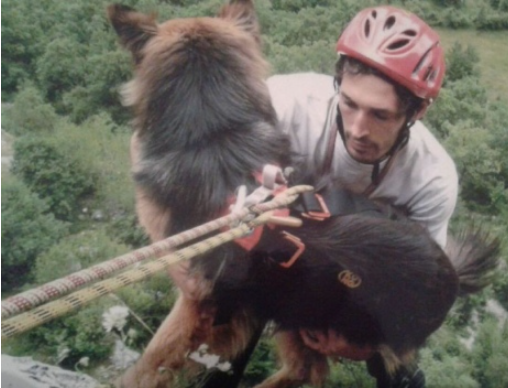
xmin=267 ymin=72 xmax=335 ymax=100
xmin=409 ymin=122 xmax=455 ymax=168
xmin=403 ymin=121 xmax=458 ymax=191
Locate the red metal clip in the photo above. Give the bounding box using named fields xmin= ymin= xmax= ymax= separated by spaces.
xmin=302 ymin=194 xmax=331 ymax=221
xmin=279 ymin=231 xmax=305 ymax=268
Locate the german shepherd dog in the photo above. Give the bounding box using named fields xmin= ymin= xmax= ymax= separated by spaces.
xmin=108 ymin=1 xmax=499 ymax=387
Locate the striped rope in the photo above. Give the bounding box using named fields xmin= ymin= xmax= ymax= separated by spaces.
xmin=1 ymin=185 xmax=313 ymax=339
xmin=1 ymin=185 xmax=312 ymax=319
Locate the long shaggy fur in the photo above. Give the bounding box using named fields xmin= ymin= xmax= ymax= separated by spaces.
xmin=108 ymin=2 xmax=500 ymax=387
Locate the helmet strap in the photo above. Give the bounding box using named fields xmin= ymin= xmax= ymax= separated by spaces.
xmin=335 ymin=111 xmax=413 ymax=192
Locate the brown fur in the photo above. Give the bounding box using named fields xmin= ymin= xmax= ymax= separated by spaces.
xmin=108 ymin=2 xmax=499 ymax=387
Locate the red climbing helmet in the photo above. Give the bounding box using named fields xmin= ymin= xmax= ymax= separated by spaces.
xmin=336 ymin=6 xmax=445 ymax=100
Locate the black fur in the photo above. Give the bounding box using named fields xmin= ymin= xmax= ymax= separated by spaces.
xmin=109 ymin=0 xmax=500 ymax=382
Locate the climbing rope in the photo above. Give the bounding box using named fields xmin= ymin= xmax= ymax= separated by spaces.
xmin=1 ymin=184 xmax=311 ymax=319
xmin=1 ymin=185 xmax=313 ymax=339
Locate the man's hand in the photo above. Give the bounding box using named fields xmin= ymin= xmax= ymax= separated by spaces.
xmin=299 ymin=328 xmax=375 ymax=361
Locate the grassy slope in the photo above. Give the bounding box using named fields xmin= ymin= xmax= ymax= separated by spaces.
xmin=437 ymin=29 xmax=508 ymax=100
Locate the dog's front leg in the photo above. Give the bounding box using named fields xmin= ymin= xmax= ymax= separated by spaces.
xmin=255 ymin=330 xmax=329 ymax=388
xmin=117 ymin=294 xmax=216 ymax=388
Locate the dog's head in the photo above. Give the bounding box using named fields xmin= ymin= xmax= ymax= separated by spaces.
xmin=108 ymin=1 xmax=275 ymax=144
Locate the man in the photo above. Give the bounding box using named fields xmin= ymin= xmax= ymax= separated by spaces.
xmin=267 ymin=5 xmax=458 ymax=388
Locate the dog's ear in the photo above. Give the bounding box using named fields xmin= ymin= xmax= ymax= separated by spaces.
xmin=218 ymin=0 xmax=261 ymax=46
xmin=107 ymin=4 xmax=157 ymax=64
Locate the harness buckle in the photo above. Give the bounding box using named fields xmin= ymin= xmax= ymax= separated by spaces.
xmin=278 ymin=231 xmax=305 ymax=268
xmin=302 ymin=193 xmax=331 ymax=221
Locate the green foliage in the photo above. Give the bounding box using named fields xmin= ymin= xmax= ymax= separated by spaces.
xmin=106 ymin=214 xmax=150 ymax=249
xmin=419 ymin=326 xmax=479 ymax=387
xmin=10 ymin=113 xmax=133 ymax=222
xmin=471 ymin=318 xmax=508 ymax=387
xmin=36 ymin=38 xmax=88 ymax=105
xmin=445 ymin=42 xmax=481 ymax=83
xmin=1 ymin=0 xmax=50 ymax=97
xmin=326 ymin=360 xmax=373 ymax=387
xmin=1 ymin=177 xmax=68 ymax=291
xmin=11 ymin=135 xmax=97 ymax=221
xmin=34 ymin=229 xmax=131 ymax=284
xmin=492 ymin=257 xmax=508 ymax=311
xmin=62 ymin=50 xmax=132 ymax=124
xmin=1 ymin=84 xmax=58 ymax=136
xmin=2 ymin=0 xmax=508 ymax=383
xmin=242 ymin=336 xmax=278 ymax=386
xmin=475 ymin=7 xmax=508 ymax=30
xmin=443 ymin=120 xmax=502 ymax=212
xmin=420 ymin=347 xmax=479 ymax=387
xmin=114 ymin=276 xmax=176 ymax=348
xmin=44 ymin=114 xmax=134 ymax=215
xmin=6 ymin=300 xmax=116 ymax=369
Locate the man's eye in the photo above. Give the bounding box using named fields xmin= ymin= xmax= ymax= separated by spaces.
xmin=343 ymin=99 xmax=356 ymax=109
xmin=373 ymin=112 xmax=389 ymax=121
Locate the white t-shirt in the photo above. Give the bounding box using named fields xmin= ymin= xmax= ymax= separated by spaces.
xmin=267 ymin=72 xmax=458 ymax=248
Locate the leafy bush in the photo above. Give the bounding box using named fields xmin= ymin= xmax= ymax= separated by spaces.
xmin=443 ymin=120 xmax=502 ymax=212
xmin=34 ymin=229 xmax=131 ymax=284
xmin=1 ymin=84 xmax=58 ymax=136
xmin=475 ymin=9 xmax=508 ymax=30
xmin=7 ymin=300 xmax=117 ymax=369
xmin=471 ymin=318 xmax=508 ymax=387
xmin=445 ymin=42 xmax=481 ymax=83
xmin=36 ymin=38 xmax=88 ymax=105
xmin=11 ymin=135 xmax=97 ymax=221
xmin=1 ymin=177 xmax=68 ymax=291
xmin=49 ymin=114 xmax=134 ymax=215
xmin=242 ymin=336 xmax=277 ymax=386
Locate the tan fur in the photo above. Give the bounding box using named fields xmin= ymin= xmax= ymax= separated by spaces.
xmin=254 ymin=331 xmax=329 ymax=388
xmin=111 ymin=3 xmax=363 ymax=387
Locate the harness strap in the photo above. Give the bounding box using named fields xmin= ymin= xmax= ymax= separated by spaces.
xmin=323 ymin=115 xmax=401 ymax=196
xmin=292 ymin=187 xmax=403 ymax=221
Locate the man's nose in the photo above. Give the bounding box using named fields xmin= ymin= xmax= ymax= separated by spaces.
xmin=350 ymin=111 xmax=369 ymax=138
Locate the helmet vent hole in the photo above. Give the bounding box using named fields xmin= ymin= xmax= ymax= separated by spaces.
xmin=364 ymin=20 xmax=371 ymax=37
xmin=387 ymin=39 xmax=409 ymax=51
xmin=384 ymin=16 xmax=396 ymax=30
xmin=402 ymin=29 xmax=417 ymax=37
xmin=371 ymin=10 xmax=377 ymax=19
xmin=424 ymin=67 xmax=435 ymax=81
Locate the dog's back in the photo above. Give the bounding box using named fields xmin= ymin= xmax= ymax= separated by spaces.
xmin=110 ymin=2 xmax=291 ymax=237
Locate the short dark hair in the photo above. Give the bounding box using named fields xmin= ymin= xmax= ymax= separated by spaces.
xmin=335 ymin=56 xmax=425 ymax=120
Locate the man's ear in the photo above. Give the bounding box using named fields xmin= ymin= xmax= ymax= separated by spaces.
xmin=107 ymin=4 xmax=157 ymax=65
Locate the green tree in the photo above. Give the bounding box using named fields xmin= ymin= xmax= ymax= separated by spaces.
xmin=1 ymin=84 xmax=58 ymax=136
xmin=1 ymin=177 xmax=68 ymax=291
xmin=36 ymin=38 xmax=88 ymax=105
xmin=443 ymin=120 xmax=502 ymax=212
xmin=34 ymin=229 xmax=131 ymax=284
xmin=11 ymin=135 xmax=97 ymax=221
xmin=471 ymin=318 xmax=508 ymax=387
xmin=445 ymin=42 xmax=481 ymax=83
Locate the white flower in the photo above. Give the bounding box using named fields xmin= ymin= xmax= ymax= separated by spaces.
xmin=217 ymin=361 xmax=232 ymax=372
xmin=127 ymin=328 xmax=138 ymax=339
xmin=197 ymin=344 xmax=209 ymax=353
xmin=188 ymin=343 xmax=231 ymax=371
xmin=102 ymin=305 xmax=129 ymax=333
xmin=188 ymin=352 xmax=220 ymax=369
xmin=56 ymin=346 xmax=70 ymax=364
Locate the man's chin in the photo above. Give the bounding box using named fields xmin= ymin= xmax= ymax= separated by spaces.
xmin=346 ymin=148 xmax=378 ymax=165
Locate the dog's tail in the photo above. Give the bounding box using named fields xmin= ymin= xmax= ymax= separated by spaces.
xmin=445 ymin=228 xmax=500 ymax=296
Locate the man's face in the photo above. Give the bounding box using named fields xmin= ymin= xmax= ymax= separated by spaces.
xmin=338 ymin=72 xmax=406 ymax=164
